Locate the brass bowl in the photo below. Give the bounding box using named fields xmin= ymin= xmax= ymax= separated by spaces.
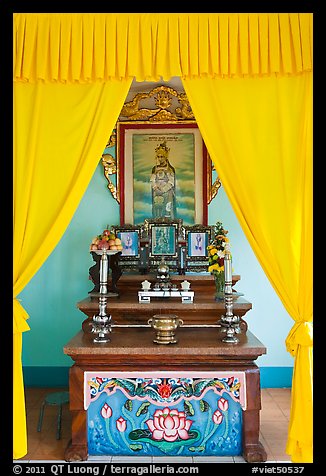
xmin=148 ymin=314 xmax=184 ymax=344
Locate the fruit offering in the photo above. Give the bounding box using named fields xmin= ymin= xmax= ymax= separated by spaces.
xmin=89 ymin=227 xmax=123 ymax=252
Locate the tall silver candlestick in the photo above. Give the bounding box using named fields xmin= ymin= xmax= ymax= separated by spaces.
xmin=92 ymin=249 xmax=112 ymax=343
xmin=99 ymin=249 xmax=108 ymax=294
xmin=221 ymin=245 xmax=240 ymax=344
xmin=224 ymin=243 xmax=232 ymax=285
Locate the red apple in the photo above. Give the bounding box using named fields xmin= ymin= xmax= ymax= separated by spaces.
xmin=97 ymin=239 xmax=110 ymax=250
xmin=102 ymin=229 xmax=110 ymax=236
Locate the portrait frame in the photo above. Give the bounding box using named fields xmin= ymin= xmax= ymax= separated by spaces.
xmin=112 ymin=224 xmax=141 ymax=262
xmin=187 ymin=232 xmax=209 ymax=258
xmin=184 ymin=224 xmax=213 ymax=271
xmin=117 ymin=121 xmax=208 ymax=226
xmin=148 ymin=223 xmax=178 ymax=258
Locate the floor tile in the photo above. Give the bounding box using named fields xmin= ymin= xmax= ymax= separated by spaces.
xmin=261 ymin=390 xmax=274 ymax=401
xmin=261 ymin=405 xmax=288 ymax=420
xmin=279 ymin=408 xmax=290 ymax=420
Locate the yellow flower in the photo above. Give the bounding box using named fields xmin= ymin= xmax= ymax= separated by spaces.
xmin=209 ymin=263 xmax=225 ymax=272
xmin=208 ymin=264 xmax=219 ymax=272
xmin=207 ymin=221 xmax=230 ymax=275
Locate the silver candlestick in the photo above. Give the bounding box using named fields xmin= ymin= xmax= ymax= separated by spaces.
xmin=91 ymin=249 xmax=112 ymax=343
xmin=220 ymin=245 xmax=241 ymax=344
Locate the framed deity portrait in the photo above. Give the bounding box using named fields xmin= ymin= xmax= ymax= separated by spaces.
xmin=148 ymin=223 xmax=178 ymax=258
xmin=184 ymin=225 xmax=212 ymax=271
xmin=117 ymin=231 xmax=139 ymax=257
xmin=101 ymin=86 xmax=222 ymax=223
xmin=112 ymin=225 xmax=141 ymax=261
xmin=187 ymin=231 xmax=209 ymax=257
xmin=117 ymin=121 xmax=208 ymax=226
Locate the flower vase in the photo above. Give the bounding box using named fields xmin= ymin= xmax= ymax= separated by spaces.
xmin=213 ymin=271 xmax=225 ymax=301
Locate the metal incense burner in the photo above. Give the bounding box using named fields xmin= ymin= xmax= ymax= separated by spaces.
xmin=148 ymin=314 xmax=184 ymax=344
xmin=220 ymin=246 xmax=241 ymax=344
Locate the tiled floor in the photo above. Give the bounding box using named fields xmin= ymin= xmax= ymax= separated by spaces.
xmin=15 ymin=387 xmax=291 ymax=463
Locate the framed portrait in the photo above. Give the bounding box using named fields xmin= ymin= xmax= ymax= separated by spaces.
xmin=187 ymin=232 xmax=209 ymax=257
xmin=117 ymin=121 xmax=208 ymax=226
xmin=184 ymin=225 xmax=212 ymax=271
xmin=149 ymin=223 xmax=178 ymax=258
xmin=112 ymin=225 xmax=141 ymax=260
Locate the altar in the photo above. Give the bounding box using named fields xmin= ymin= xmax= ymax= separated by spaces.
xmin=63 ymin=273 xmax=267 ymax=462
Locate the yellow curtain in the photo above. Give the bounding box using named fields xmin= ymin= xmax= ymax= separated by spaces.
xmin=14 ymin=13 xmax=312 ymax=82
xmin=14 ymin=12 xmax=313 ymax=462
xmin=13 ymin=79 xmax=132 ymax=459
xmin=183 ymin=74 xmax=313 ymax=462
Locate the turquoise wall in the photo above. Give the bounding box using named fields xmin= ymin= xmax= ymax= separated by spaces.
xmin=20 ymin=162 xmax=294 ymax=386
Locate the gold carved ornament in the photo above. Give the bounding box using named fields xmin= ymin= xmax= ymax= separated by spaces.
xmin=102 ymin=85 xmax=221 ymax=204
xmin=101 ymin=129 xmax=120 ymax=202
xmin=207 ymin=161 xmax=222 ymax=204
xmin=119 ymin=86 xmax=195 ymax=122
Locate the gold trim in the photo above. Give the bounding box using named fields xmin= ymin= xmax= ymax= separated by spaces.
xmin=101 ymin=153 xmax=119 ymax=203
xmin=102 ymin=86 xmax=221 ymax=205
xmin=119 ymin=86 xmax=195 ymax=122
xmin=207 ymin=158 xmax=222 ymax=204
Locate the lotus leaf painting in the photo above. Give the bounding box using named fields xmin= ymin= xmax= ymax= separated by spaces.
xmin=86 ymin=372 xmax=244 ymax=457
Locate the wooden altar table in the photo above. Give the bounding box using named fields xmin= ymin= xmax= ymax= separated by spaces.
xmin=63 ymin=326 xmax=267 ymax=462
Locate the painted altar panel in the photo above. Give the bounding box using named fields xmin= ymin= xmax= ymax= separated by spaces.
xmin=85 ymin=371 xmax=245 ymax=457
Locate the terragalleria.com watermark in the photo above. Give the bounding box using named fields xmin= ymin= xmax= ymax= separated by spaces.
xmin=48 ymin=464 xmax=199 ymax=475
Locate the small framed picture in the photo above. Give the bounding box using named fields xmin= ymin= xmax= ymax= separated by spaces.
xmin=149 ymin=224 xmax=178 ymax=257
xmin=184 ymin=225 xmax=213 ymax=271
xmin=112 ymin=225 xmax=141 ymax=259
xmin=117 ymin=231 xmax=139 ymax=257
xmin=187 ymin=231 xmax=209 ymax=257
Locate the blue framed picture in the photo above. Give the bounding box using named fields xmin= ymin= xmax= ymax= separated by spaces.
xmin=117 ymin=231 xmax=139 ymax=257
xmin=149 ymin=224 xmax=177 ymax=257
xmin=187 ymin=232 xmax=209 ymax=257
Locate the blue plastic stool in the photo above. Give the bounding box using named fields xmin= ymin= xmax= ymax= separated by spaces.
xmin=37 ymin=391 xmax=70 ymax=440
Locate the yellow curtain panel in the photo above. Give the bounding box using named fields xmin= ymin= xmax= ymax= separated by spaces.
xmin=14 ymin=13 xmax=312 ymax=82
xmin=183 ymin=74 xmax=313 ymax=462
xmin=13 ymin=13 xmax=313 ymax=462
xmin=13 ymin=79 xmax=132 ymax=459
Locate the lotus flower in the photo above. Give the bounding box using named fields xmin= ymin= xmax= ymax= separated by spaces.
xmin=218 ymin=397 xmax=229 ymax=412
xmin=100 ymin=403 xmax=112 ymax=419
xmin=146 ymin=407 xmax=193 ymax=442
xmin=116 ymin=417 xmax=127 ymax=432
xmin=212 ymin=409 xmax=223 ymax=425
xmin=157 ymin=383 xmax=172 ymax=398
